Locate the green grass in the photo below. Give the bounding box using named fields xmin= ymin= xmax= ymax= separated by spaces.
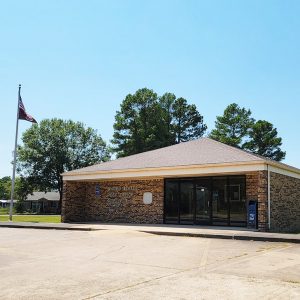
xmin=0 ymin=215 xmax=61 ymax=223
xmin=0 ymin=207 xmax=10 ymax=214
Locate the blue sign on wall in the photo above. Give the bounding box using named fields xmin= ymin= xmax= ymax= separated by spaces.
xmin=95 ymin=184 xmax=101 ymax=196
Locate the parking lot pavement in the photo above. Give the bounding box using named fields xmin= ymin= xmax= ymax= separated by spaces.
xmin=0 ymin=228 xmax=299 ymax=300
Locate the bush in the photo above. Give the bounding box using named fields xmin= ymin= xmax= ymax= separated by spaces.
xmin=14 ymin=201 xmax=25 ymax=213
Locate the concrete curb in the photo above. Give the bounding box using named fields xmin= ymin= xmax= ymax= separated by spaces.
xmin=1 ymin=223 xmax=299 ymax=243
xmin=141 ymin=230 xmax=300 ymax=244
xmin=0 ymin=224 xmax=99 ymax=231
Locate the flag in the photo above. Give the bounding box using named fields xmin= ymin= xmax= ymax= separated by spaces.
xmin=18 ymin=94 xmax=37 ymax=123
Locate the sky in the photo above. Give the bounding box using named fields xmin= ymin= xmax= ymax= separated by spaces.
xmin=0 ymin=0 xmax=300 ymax=177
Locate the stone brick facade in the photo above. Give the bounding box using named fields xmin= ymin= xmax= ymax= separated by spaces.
xmin=270 ymin=172 xmax=300 ymax=233
xmin=63 ymin=171 xmax=300 ymax=233
xmin=62 ymin=179 xmax=164 ymax=224
xmin=246 ymin=171 xmax=268 ymax=231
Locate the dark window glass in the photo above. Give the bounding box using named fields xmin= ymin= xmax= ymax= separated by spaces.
xmin=195 ymin=178 xmax=211 ymax=224
xmin=164 ymin=176 xmax=246 ymax=227
xmin=228 ymin=176 xmax=246 ymax=226
xmin=179 ymin=181 xmax=194 ymax=224
xmin=212 ymin=177 xmax=228 ymax=225
xmin=165 ymin=181 xmax=179 ymax=223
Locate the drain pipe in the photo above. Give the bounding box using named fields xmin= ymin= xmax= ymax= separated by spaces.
xmin=267 ymin=164 xmax=271 ymax=231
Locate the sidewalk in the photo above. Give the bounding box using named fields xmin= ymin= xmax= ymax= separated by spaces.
xmin=0 ymin=221 xmax=299 ymax=243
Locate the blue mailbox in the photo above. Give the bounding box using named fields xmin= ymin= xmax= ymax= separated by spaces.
xmin=247 ymin=200 xmax=257 ymax=229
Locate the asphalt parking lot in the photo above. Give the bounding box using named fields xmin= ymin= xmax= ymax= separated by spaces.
xmin=0 ymin=228 xmax=299 ymax=300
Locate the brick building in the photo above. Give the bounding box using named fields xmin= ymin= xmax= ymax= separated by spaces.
xmin=62 ymin=138 xmax=300 ymax=233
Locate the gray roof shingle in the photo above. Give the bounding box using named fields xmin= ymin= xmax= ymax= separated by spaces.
xmin=63 ymin=138 xmax=268 ymax=175
xmin=26 ymin=192 xmax=60 ymax=201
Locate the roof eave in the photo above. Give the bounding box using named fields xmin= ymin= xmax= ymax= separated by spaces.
xmin=62 ymin=160 xmax=269 ymax=181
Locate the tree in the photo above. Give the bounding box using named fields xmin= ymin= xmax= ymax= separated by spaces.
xmin=243 ymin=120 xmax=286 ymax=161
xmin=172 ymin=97 xmax=207 ymax=143
xmin=13 ymin=177 xmax=35 ymax=213
xmin=112 ymin=88 xmax=162 ymax=157
xmin=159 ymin=93 xmax=177 ymax=146
xmin=210 ymin=103 xmax=254 ymax=147
xmin=112 ymin=88 xmax=207 ymax=157
xmin=0 ymin=176 xmax=11 ymax=199
xmin=17 ymin=119 xmax=110 ymax=210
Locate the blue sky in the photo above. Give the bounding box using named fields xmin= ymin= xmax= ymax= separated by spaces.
xmin=1 ymin=0 xmax=300 ymax=177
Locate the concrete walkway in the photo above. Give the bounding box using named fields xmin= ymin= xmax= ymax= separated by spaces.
xmin=0 ymin=221 xmax=299 ymax=243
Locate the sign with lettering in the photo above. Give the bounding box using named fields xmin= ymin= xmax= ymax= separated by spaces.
xmin=108 ymin=186 xmax=138 ymax=191
xmin=106 ymin=185 xmax=139 ymax=198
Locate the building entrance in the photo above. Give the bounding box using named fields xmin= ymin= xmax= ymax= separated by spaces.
xmin=164 ymin=175 xmax=246 ymax=226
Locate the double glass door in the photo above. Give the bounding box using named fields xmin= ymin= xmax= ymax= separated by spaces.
xmin=165 ymin=176 xmax=246 ymax=226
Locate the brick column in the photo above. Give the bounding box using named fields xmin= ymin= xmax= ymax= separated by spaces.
xmin=246 ymin=171 xmax=268 ymax=231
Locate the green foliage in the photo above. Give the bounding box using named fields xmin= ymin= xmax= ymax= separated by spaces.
xmin=0 ymin=176 xmax=32 ymax=201
xmin=17 ymin=119 xmax=110 ymax=205
xmin=243 ymin=120 xmax=286 ymax=161
xmin=210 ymin=104 xmax=285 ymax=161
xmin=210 ymin=103 xmax=254 ymax=147
xmin=14 ymin=201 xmax=24 ymax=213
xmin=112 ymin=88 xmax=207 ymax=157
xmin=0 ymin=176 xmax=11 ymax=199
xmin=159 ymin=92 xmax=177 ymax=146
xmin=172 ymin=97 xmax=207 ymax=143
xmin=112 ymin=88 xmax=162 ymax=157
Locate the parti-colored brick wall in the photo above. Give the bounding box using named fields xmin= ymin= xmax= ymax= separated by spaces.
xmin=62 ymin=179 xmax=164 ymax=223
xmin=246 ymin=171 xmax=268 ymax=231
xmin=270 ymin=172 xmax=300 ymax=233
xmin=63 ymin=172 xmax=296 ymax=232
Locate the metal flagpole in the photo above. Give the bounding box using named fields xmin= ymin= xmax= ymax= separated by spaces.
xmin=9 ymin=84 xmax=21 ymax=221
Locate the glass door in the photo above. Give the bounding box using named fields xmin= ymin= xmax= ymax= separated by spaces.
xmin=195 ymin=178 xmax=211 ymax=224
xmin=179 ymin=181 xmax=194 ymax=224
xmin=228 ymin=176 xmax=246 ymax=226
xmin=165 ymin=181 xmax=179 ymax=224
xmin=212 ymin=177 xmax=229 ymax=225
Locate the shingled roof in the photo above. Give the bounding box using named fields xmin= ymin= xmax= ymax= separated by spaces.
xmin=26 ymin=192 xmax=60 ymax=201
xmin=63 ymin=138 xmax=270 ymax=175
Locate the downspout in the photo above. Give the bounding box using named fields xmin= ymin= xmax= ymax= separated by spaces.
xmin=267 ymin=164 xmax=271 ymax=231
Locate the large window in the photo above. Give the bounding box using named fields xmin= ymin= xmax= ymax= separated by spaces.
xmin=227 ymin=176 xmax=246 ymax=226
xmin=164 ymin=176 xmax=246 ymax=226
xmin=180 ymin=181 xmax=194 ymax=224
xmin=165 ymin=181 xmax=179 ymax=224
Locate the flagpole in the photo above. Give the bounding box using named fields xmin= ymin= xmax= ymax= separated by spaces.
xmin=9 ymin=84 xmax=21 ymax=221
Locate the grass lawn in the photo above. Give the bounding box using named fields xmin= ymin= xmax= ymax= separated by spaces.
xmin=0 ymin=207 xmax=10 ymax=214
xmin=0 ymin=215 xmax=61 ymax=223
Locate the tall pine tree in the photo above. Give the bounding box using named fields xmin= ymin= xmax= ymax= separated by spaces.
xmin=172 ymin=98 xmax=207 ymax=143
xmin=112 ymin=89 xmax=207 ymax=157
xmin=243 ymin=120 xmax=286 ymax=161
xmin=210 ymin=103 xmax=286 ymax=161
xmin=210 ymin=103 xmax=254 ymax=147
xmin=112 ymin=88 xmax=163 ymax=157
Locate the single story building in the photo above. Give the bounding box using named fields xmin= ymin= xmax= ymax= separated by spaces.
xmin=0 ymin=200 xmax=17 ymax=208
xmin=24 ymin=191 xmax=60 ymax=214
xmin=62 ymin=138 xmax=300 ymax=233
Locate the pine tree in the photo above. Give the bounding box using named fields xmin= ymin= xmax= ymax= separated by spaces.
xmin=210 ymin=103 xmax=254 ymax=147
xmin=243 ymin=120 xmax=286 ymax=161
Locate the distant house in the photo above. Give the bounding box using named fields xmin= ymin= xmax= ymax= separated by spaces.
xmin=24 ymin=192 xmax=60 ymax=214
xmin=0 ymin=200 xmax=18 ymax=208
